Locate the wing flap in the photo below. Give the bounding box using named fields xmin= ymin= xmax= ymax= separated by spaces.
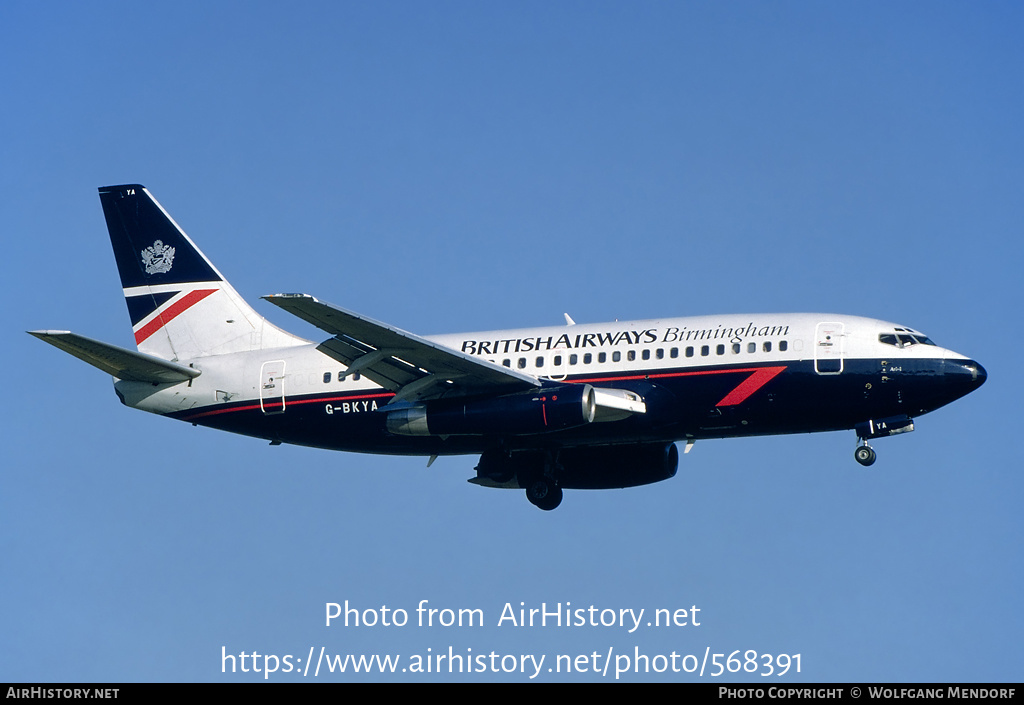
xmin=28 ymin=331 xmax=201 ymax=383
xmin=263 ymin=294 xmax=539 ymax=401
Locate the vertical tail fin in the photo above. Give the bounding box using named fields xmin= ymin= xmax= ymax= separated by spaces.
xmin=98 ymin=184 xmax=305 ymax=360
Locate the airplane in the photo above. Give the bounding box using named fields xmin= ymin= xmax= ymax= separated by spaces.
xmin=30 ymin=184 xmax=987 ymax=510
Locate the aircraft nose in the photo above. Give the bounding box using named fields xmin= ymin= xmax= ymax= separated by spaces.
xmin=972 ymin=361 xmax=987 ymax=386
xmin=947 ymin=359 xmax=987 ymax=389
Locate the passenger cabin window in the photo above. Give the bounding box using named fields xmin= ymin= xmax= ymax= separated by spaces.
xmin=323 ymin=372 xmax=331 ymax=383
xmin=779 ymin=340 xmax=788 ymax=352
xmin=583 ymin=353 xmax=592 ymax=364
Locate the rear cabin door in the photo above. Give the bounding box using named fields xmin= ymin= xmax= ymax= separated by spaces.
xmin=260 ymin=360 xmax=286 ymax=414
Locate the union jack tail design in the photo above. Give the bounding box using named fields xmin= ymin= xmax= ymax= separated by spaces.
xmin=98 ymin=184 xmax=305 ymax=361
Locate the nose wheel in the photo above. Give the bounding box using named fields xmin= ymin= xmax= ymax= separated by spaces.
xmin=854 ymin=443 xmax=876 ymax=467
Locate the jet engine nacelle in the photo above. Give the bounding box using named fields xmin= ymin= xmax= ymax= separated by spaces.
xmin=386 ymin=384 xmax=597 ymax=436
xmin=555 ymin=442 xmax=679 ymax=489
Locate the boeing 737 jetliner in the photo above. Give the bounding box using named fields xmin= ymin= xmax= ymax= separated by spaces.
xmin=31 ymin=185 xmax=987 ymax=509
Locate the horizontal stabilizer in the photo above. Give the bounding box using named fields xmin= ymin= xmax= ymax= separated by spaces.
xmin=27 ymin=331 xmax=201 ymax=383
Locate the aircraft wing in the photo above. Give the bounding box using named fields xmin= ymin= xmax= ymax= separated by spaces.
xmin=262 ymin=294 xmax=540 ymax=402
xmin=28 ymin=330 xmax=201 ymax=383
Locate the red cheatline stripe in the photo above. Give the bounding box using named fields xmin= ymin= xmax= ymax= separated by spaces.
xmin=181 ymin=392 xmax=395 ymax=421
xmin=134 ymin=288 xmax=218 ymax=344
xmin=177 ymin=366 xmax=787 ymax=422
xmin=572 ymin=365 xmax=787 ymax=407
xmin=571 ymin=366 xmax=772 ymax=384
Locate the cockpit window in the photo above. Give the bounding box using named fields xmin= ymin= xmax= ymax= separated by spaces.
xmin=879 ymin=328 xmax=937 ymax=348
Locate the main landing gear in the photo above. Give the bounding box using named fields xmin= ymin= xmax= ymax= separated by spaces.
xmin=475 ymin=448 xmax=564 ymax=510
xmin=524 ymin=476 xmax=563 ymax=511
xmin=854 ymin=442 xmax=876 ymax=467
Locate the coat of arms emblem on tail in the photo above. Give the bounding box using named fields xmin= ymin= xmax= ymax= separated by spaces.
xmin=141 ymin=240 xmax=175 ymax=274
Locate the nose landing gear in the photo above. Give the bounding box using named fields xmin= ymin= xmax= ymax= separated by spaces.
xmin=854 ymin=443 xmax=876 ymax=467
xmin=853 ymin=415 xmax=915 ymax=467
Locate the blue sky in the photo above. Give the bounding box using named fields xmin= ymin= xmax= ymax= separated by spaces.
xmin=3 ymin=1 xmax=1021 ymax=682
